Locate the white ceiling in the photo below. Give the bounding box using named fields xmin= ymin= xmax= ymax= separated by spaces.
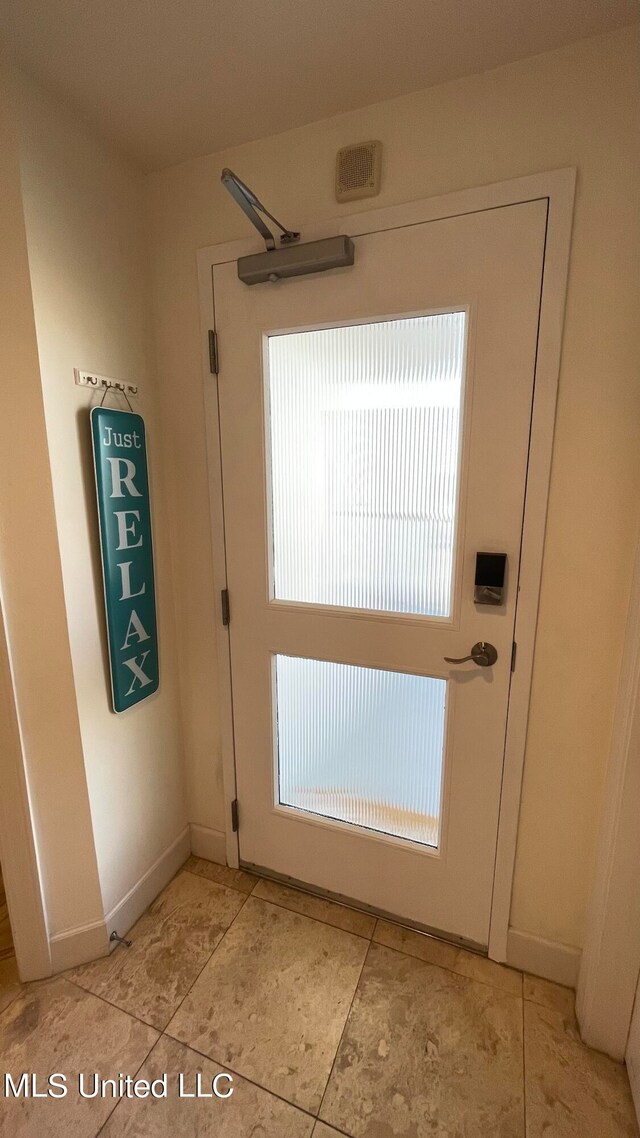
xmin=1 ymin=0 xmax=636 ymax=170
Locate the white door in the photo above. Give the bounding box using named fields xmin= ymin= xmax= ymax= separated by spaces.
xmin=213 ymin=199 xmax=547 ymax=947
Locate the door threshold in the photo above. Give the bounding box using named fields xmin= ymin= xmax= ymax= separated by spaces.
xmin=241 ymin=860 xmax=487 ymax=956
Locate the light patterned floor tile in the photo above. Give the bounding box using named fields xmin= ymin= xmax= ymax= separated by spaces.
xmin=454 ymin=947 xmax=523 ymax=997
xmin=373 ymin=918 xmax=460 ymax=971
xmin=184 ymin=855 xmax=257 ymax=895
xmin=320 ymin=942 xmax=524 ymax=1138
xmin=524 ymin=1000 xmax=638 ymax=1137
xmin=0 ymin=977 xmax=157 ymax=1138
xmin=374 ymin=917 xmax=523 ymax=996
xmin=253 ymin=878 xmax=375 ymax=938
xmin=523 ymin=974 xmax=575 ymax=1018
xmin=100 ymin=1034 xmax=314 ymax=1137
xmin=312 ymin=1123 xmax=350 ymax=1137
xmin=167 ymin=895 xmax=368 ymax=1113
xmin=71 ymin=870 xmax=245 ymax=1029
xmin=0 ymin=954 xmax=22 ymax=1015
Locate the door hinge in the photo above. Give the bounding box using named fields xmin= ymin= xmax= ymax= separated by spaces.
xmin=208 ymin=329 xmax=219 ymax=375
xmin=221 ymin=588 xmax=230 ymax=626
xmin=231 ymin=798 xmax=239 ymax=832
xmin=511 ymin=641 xmax=517 ymax=672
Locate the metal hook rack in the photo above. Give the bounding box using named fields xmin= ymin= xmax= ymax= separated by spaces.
xmin=74 ymin=368 xmax=139 ymax=399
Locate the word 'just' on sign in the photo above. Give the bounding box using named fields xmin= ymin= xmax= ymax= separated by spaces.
xmin=91 ymin=407 xmax=159 ymax=713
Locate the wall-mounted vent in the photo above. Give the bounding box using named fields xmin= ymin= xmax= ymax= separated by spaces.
xmin=335 ymin=141 xmax=382 ymax=202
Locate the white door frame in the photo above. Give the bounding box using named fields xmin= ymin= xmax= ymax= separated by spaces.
xmin=576 ymin=526 xmax=640 ymax=1060
xmin=0 ymin=600 xmax=51 ymax=980
xmin=197 ymin=167 xmax=576 ymax=963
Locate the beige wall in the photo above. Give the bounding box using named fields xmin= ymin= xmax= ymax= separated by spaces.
xmin=147 ymin=26 xmax=640 ymax=949
xmin=0 ymin=67 xmax=103 ymax=940
xmin=12 ymin=72 xmax=188 ymax=921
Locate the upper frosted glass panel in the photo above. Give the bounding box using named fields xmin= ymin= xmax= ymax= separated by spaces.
xmin=267 ymin=312 xmax=466 ymax=617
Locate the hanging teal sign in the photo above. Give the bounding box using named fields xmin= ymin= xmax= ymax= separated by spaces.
xmin=91 ymin=407 xmax=159 ymax=713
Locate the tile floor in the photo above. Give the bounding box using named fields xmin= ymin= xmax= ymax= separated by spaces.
xmin=0 ymin=855 xmax=637 ymax=1137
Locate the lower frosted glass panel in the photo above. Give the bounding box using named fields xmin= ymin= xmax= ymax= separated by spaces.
xmin=275 ymin=655 xmax=447 ymax=848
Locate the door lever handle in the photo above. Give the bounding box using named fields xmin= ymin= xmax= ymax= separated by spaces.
xmin=444 ymin=641 xmax=498 ymax=667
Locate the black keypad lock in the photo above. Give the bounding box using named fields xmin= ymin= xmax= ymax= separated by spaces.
xmin=474 ymin=552 xmax=507 ymax=605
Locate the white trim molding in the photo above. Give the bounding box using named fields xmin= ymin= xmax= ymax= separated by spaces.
xmin=0 ymin=603 xmax=51 ymax=981
xmin=48 ymin=827 xmax=192 ymax=973
xmin=197 ymin=252 xmax=241 ymax=871
xmin=507 ymin=928 xmax=581 ymax=988
xmin=50 ymin=920 xmax=108 ymax=973
xmin=197 ymin=168 xmax=577 ymax=960
xmin=190 ymin=823 xmax=227 ymax=864
xmin=486 ymin=168 xmax=576 ymax=962
xmin=104 ymin=826 xmax=191 ymax=946
xmin=577 ymin=529 xmax=640 ymax=1059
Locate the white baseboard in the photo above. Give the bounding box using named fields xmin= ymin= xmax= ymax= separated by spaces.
xmin=190 ymin=823 xmax=226 ymax=865
xmin=507 ymin=927 xmax=581 ymax=988
xmin=104 ymin=826 xmax=191 ymax=944
xmin=50 ymin=919 xmax=109 ymax=972
xmin=48 ymin=827 xmax=191 ymax=973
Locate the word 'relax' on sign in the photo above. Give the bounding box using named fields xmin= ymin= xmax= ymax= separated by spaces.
xmin=91 ymin=407 xmax=159 ymax=713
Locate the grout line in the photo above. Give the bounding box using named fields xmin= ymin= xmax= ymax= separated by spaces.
xmin=19 ymin=866 xmax=253 ymax=1039
xmin=244 ymin=866 xmax=494 ymax=958
xmin=522 ymin=992 xmax=576 ymax=1013
xmin=159 ymin=890 xmax=253 ymax=1030
xmin=158 ymin=1034 xmax=322 ymax=1124
xmin=94 ymin=1033 xmax=163 ymax=1138
xmin=246 ymin=872 xmax=375 ymax=944
xmin=0 ymin=985 xmax=24 ymax=1020
xmin=184 ymin=860 xmax=525 ymax=982
xmin=121 ymin=859 xmax=522 ymax=999
xmin=247 ymin=891 xmax=374 ymax=943
xmin=66 ymin=977 xmax=163 ymax=1033
xmin=250 ymin=873 xmax=378 ymax=921
xmin=241 ymin=867 xmax=525 ymax=984
xmin=311 ymin=1122 xmax=353 ymax=1138
xmin=9 ymin=867 xmax=534 ymax=1138
xmin=373 ymin=933 xmax=523 ymax=999
xmin=181 ymin=863 xmax=256 ymax=899
xmin=20 ymin=865 xmax=523 ymax=1040
xmin=9 ymin=967 xmax=332 ymax=1133
xmin=67 ymin=889 xmax=253 ymax=1035
xmin=316 ymin=939 xmax=372 ymax=1125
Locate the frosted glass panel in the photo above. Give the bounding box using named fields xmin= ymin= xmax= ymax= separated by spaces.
xmin=268 ymin=313 xmax=465 ymax=617
xmin=276 ymin=655 xmax=447 ymax=847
